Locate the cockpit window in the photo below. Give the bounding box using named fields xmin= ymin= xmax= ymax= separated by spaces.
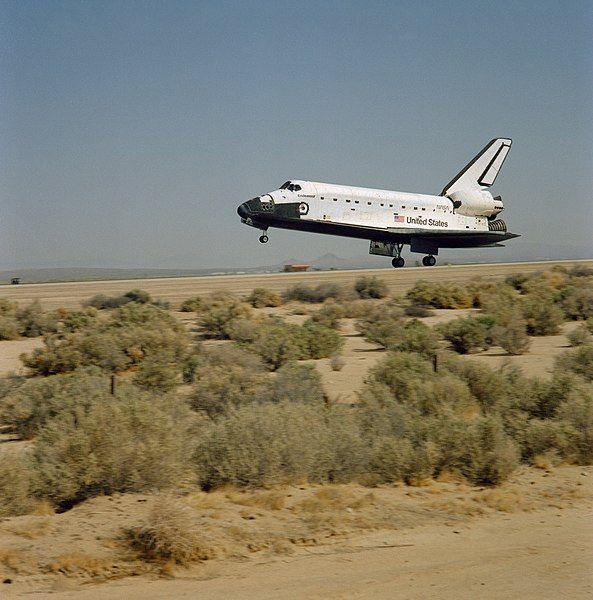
xmin=280 ymin=181 xmax=302 ymax=192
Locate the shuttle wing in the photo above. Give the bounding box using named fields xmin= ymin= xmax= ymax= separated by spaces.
xmin=440 ymin=138 xmax=512 ymax=196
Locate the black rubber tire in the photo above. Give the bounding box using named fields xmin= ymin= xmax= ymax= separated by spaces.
xmin=422 ymin=256 xmax=429 ymax=266
xmin=259 ymin=235 xmax=269 ymax=244
xmin=427 ymin=255 xmax=436 ymax=266
xmin=392 ymin=257 xmax=405 ymax=268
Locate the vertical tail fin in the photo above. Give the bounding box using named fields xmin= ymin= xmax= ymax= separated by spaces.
xmin=440 ymin=138 xmax=512 ymax=196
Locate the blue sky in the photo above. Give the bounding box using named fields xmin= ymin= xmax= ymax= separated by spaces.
xmin=2 ymin=0 xmax=592 ymax=269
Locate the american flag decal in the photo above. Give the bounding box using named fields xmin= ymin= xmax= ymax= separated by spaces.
xmin=394 ymin=215 xmax=405 ymax=223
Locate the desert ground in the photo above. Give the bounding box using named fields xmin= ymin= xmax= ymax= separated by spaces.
xmin=1 ymin=259 xmax=592 ymax=599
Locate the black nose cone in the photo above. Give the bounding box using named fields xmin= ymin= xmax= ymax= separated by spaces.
xmin=237 ymin=202 xmax=250 ymax=219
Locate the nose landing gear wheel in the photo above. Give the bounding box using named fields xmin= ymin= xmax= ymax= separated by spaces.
xmin=422 ymin=255 xmax=436 ymax=266
xmin=392 ymin=257 xmax=405 ymax=268
xmin=259 ymin=234 xmax=269 ymax=244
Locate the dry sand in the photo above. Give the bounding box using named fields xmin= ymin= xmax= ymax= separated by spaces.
xmin=2 ymin=260 xmax=592 ymax=310
xmin=2 ymin=466 xmax=591 ymax=600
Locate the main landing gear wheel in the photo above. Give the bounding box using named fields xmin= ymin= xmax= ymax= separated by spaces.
xmin=392 ymin=257 xmax=405 ymax=268
xmin=422 ymin=255 xmax=436 ymax=267
xmin=259 ymin=234 xmax=269 ymax=244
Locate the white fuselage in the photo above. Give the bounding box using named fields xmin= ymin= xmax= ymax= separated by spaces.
xmin=267 ymin=180 xmax=498 ymax=234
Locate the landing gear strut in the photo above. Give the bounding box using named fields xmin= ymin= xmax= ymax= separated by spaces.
xmin=391 ymin=244 xmax=405 ymax=268
xmin=422 ymin=255 xmax=436 ymax=267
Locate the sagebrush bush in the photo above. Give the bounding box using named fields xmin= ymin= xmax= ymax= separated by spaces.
xmin=283 ymin=282 xmax=348 ymax=304
xmin=33 ymin=392 xmax=196 ymax=507
xmin=491 ymin=310 xmax=530 ymax=355
xmin=1 ymin=370 xmax=113 ymax=439
xmin=0 ymin=298 xmax=18 ymax=317
xmin=406 ymin=280 xmax=474 ymax=309
xmin=190 ymin=363 xmax=272 ymax=417
xmin=354 ymin=276 xmax=389 ymax=299
xmin=134 ymin=358 xmax=180 ymax=392
xmin=273 ymin=362 xmax=325 ymax=404
xmin=246 ymin=288 xmax=283 ymax=308
xmin=556 ymin=386 xmax=593 ymax=463
xmin=404 ymin=304 xmax=432 ymax=318
xmin=307 ymin=302 xmax=345 ymax=330
xmin=555 ymin=344 xmax=593 ymax=381
xmin=439 ymin=315 xmax=492 ymax=354
xmin=198 ymin=295 xmax=252 ymax=339
xmin=522 ymin=292 xmax=564 ymax=336
xmin=195 ymin=402 xmax=338 ymax=488
xmin=0 ymin=316 xmax=20 ymax=340
xmin=0 ymin=452 xmax=37 ymax=517
xmin=249 ymin=320 xmax=306 ymax=370
xmin=179 ymin=296 xmax=205 ymax=312
xmin=21 ymin=303 xmax=188 ymax=376
xmin=355 ymin=302 xmax=404 ymax=336
xmin=560 ymin=282 xmax=593 ymax=320
xmin=84 ymin=289 xmax=155 ymax=310
xmin=16 ymin=300 xmax=58 ymax=337
xmin=301 ymin=321 xmax=344 ymax=359
xmin=567 ymin=324 xmax=591 ymax=347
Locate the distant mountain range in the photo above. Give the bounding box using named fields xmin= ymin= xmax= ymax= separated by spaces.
xmin=1 ymin=244 xmax=592 ymax=284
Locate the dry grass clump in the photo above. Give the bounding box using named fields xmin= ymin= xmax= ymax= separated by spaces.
xmin=126 ymin=497 xmax=216 ymax=565
xmin=0 ymin=546 xmax=36 ymax=575
xmin=3 ymin=517 xmax=52 ymax=540
xmin=330 ymin=354 xmax=346 ymax=371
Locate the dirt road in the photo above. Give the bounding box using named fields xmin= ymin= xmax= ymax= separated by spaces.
xmin=1 ymin=260 xmax=592 ymax=310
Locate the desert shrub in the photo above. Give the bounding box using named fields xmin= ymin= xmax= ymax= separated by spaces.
xmin=250 ymin=321 xmax=306 ymax=370
xmin=195 ymin=402 xmax=337 ymax=488
xmin=522 ymin=293 xmax=564 ymax=336
xmin=283 ymin=282 xmax=347 ymax=304
xmin=33 ymin=392 xmax=196 ymax=507
xmin=1 ymin=370 xmax=113 ymax=439
xmin=567 ymin=324 xmax=591 ymax=347
xmin=505 ymin=272 xmax=531 ymax=291
xmin=355 ymin=302 xmax=404 ymax=336
xmin=491 ymin=310 xmax=530 ymax=355
xmin=126 ymin=497 xmax=215 ymax=564
xmin=406 ymin=280 xmax=474 ymax=309
xmin=397 ymin=319 xmax=440 ymax=357
xmin=199 ymin=296 xmax=252 ymax=339
xmin=339 ymin=299 xmax=377 ymax=319
xmin=368 ymin=436 xmax=414 ymax=483
xmin=404 ymin=304 xmax=432 ymax=318
xmin=21 ymin=303 xmax=188 ymax=376
xmin=300 ymin=321 xmax=344 ymax=359
xmin=273 ymin=362 xmax=325 ymax=404
xmin=0 ymin=298 xmax=18 ymax=317
xmin=134 ymin=358 xmax=180 ymax=392
xmin=61 ymin=308 xmax=98 ymax=332
xmin=467 ymin=415 xmax=520 ymax=484
xmin=560 ymin=282 xmax=593 ymax=320
xmin=84 ymin=293 xmax=130 ymax=309
xmin=246 ymin=288 xmax=283 ymax=308
xmin=179 ymin=296 xmax=205 ymax=312
xmin=0 ymin=453 xmax=37 ymax=517
xmin=330 ymin=354 xmax=345 ymax=371
xmin=354 ymin=276 xmax=389 ymax=299
xmin=555 ymin=345 xmax=593 ymax=381
xmin=568 ymin=265 xmax=593 ymax=278
xmin=16 ymin=300 xmax=58 ymax=337
xmin=190 ymin=363 xmax=272 ymax=417
xmin=0 ymin=316 xmax=20 ymax=340
xmin=439 ymin=315 xmax=492 ymax=354
xmin=307 ymin=302 xmax=345 ymax=330
xmin=365 ymin=319 xmax=404 ymax=349
xmin=522 ymin=419 xmax=571 ymax=461
xmin=555 ymin=386 xmax=593 ymax=463
xmin=124 ymin=289 xmax=152 ymax=304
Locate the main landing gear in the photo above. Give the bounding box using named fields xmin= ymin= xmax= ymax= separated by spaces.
xmin=422 ymin=255 xmax=436 ymax=267
xmin=391 ymin=244 xmax=405 ymax=268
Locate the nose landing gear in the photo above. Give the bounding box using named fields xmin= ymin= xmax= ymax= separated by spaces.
xmin=259 ymin=234 xmax=269 ymax=244
xmin=422 ymin=255 xmax=436 ymax=267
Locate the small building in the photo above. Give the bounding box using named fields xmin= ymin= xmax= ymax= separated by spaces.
xmin=10 ymin=277 xmax=20 ymax=285
xmin=283 ymin=264 xmax=310 ymax=273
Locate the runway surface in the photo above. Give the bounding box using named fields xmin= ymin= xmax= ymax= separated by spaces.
xmin=1 ymin=260 xmax=592 ymax=309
